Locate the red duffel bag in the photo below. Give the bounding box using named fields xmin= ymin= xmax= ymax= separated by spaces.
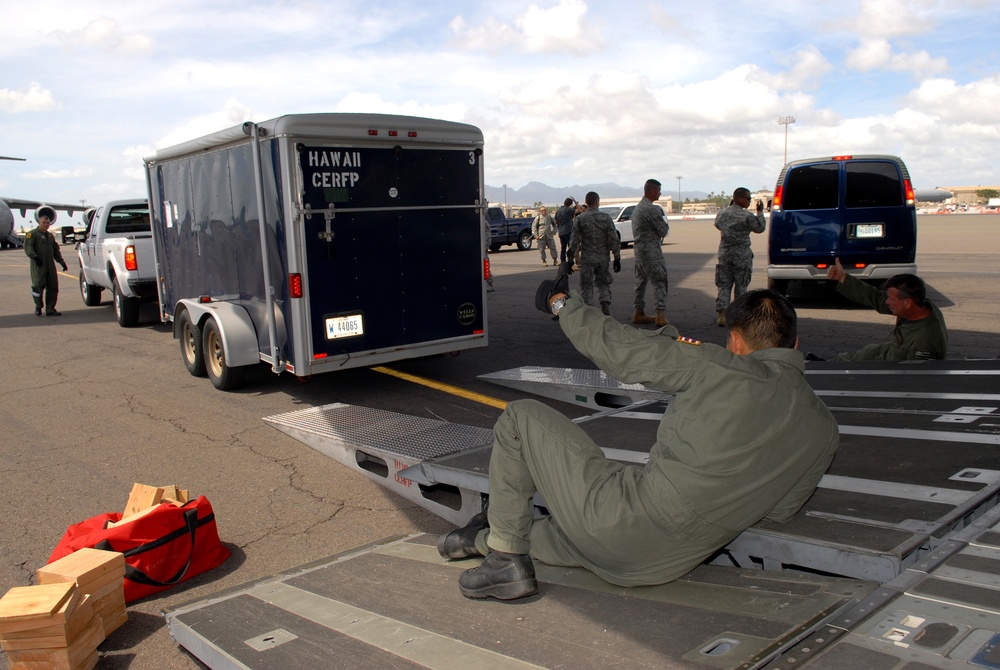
xmin=47 ymin=496 xmax=230 ymax=603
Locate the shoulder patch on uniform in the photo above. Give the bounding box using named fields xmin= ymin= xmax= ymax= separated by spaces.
xmin=25 ymin=232 xmax=32 ymax=238
xmin=677 ymin=336 xmax=702 ymax=346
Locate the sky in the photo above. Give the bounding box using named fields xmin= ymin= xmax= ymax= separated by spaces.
xmin=2 ymin=0 xmax=999 ymax=225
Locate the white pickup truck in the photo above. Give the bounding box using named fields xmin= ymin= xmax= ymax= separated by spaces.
xmin=77 ymin=199 xmax=157 ymax=327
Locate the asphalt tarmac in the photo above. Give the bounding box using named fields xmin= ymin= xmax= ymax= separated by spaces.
xmin=0 ymin=213 xmax=997 ymax=669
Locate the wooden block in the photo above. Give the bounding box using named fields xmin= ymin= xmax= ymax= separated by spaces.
xmin=160 ymin=497 xmax=185 ymax=507
xmin=100 ymin=609 xmax=127 ymax=637
xmin=0 ymin=584 xmax=78 ymax=635
xmin=177 ymin=489 xmax=189 ymax=504
xmin=160 ymin=485 xmax=178 ymax=501
xmin=5 ymin=616 xmax=102 ymax=670
xmin=111 ymin=501 xmax=163 ymax=528
xmin=1 ymin=595 xmax=94 ymax=650
xmin=121 ymin=483 xmax=164 ymax=519
xmin=37 ymin=549 xmax=125 ymax=590
xmin=78 ymin=575 xmax=122 ymax=601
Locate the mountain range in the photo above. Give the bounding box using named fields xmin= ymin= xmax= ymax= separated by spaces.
xmin=484 ymin=181 xmax=708 ymax=206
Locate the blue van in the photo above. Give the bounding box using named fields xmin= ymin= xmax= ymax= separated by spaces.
xmin=767 ymin=154 xmax=917 ymax=295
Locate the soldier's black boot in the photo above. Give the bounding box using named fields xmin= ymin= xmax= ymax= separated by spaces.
xmin=600 ymin=301 xmax=611 ymax=316
xmin=458 ymin=550 xmax=538 ymax=600
xmin=437 ymin=508 xmax=489 ymax=559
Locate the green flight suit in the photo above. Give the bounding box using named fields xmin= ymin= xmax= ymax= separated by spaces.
xmin=834 ymin=274 xmax=948 ymax=361
xmin=481 ymin=295 xmax=839 ymax=587
xmin=24 ymin=226 xmax=67 ymax=313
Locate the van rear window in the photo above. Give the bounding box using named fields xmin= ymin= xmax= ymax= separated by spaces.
xmin=845 ymin=162 xmax=903 ymax=208
xmin=782 ymin=163 xmax=838 ymax=210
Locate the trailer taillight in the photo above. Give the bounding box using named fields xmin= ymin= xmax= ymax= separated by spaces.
xmin=904 ymin=179 xmax=915 ymax=205
xmin=124 ymin=245 xmax=137 ymax=271
xmin=289 ymin=273 xmax=303 ymax=298
xmin=483 ymin=257 xmax=491 ymax=280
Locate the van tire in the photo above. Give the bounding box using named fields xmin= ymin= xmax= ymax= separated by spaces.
xmin=768 ymin=278 xmax=789 ymax=296
xmin=178 ymin=310 xmax=206 ymax=377
xmin=113 ymin=281 xmax=140 ymax=327
xmin=203 ymin=318 xmax=247 ymax=391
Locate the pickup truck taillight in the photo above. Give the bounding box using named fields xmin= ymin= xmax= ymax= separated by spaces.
xmin=124 ymin=244 xmax=138 ymax=271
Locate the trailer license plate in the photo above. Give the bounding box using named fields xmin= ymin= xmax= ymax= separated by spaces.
xmin=856 ymin=224 xmax=883 ymax=238
xmin=326 ymin=314 xmax=364 ymax=340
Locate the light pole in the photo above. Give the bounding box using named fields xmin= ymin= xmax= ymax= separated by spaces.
xmin=675 ymin=176 xmax=682 ymax=213
xmin=777 ymin=116 xmax=796 ymax=165
xmin=503 ymin=184 xmax=508 ymax=214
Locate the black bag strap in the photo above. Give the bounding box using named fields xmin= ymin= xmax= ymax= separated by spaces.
xmin=95 ymin=507 xmax=213 ymax=587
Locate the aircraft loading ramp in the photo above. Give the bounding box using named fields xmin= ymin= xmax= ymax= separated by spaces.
xmin=165 ymin=360 xmax=1000 ymax=669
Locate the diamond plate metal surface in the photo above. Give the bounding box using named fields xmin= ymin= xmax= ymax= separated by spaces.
xmin=263 ymin=403 xmax=492 ymax=460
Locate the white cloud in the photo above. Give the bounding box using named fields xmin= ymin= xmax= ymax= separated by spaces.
xmin=751 ymin=46 xmax=834 ymax=92
xmin=53 ymin=16 xmax=155 ymax=55
xmin=846 ymin=38 xmax=947 ymax=77
xmin=0 ymin=83 xmax=59 ymax=113
xmin=23 ymin=166 xmax=96 ymax=179
xmin=154 ymin=98 xmax=257 ymax=149
xmin=450 ymin=0 xmax=591 ymax=54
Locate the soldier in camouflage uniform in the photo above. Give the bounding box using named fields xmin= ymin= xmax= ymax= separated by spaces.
xmin=531 ymin=206 xmax=558 ymax=266
xmin=23 ymin=205 xmax=68 ymax=316
xmin=631 ymin=179 xmax=671 ymax=326
xmin=714 ymin=187 xmax=766 ymax=326
xmin=569 ymin=192 xmax=620 ymax=314
xmin=554 ymin=197 xmax=576 ymax=264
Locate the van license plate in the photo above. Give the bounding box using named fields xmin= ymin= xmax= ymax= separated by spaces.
xmin=326 ymin=314 xmax=364 ymax=340
xmin=856 ymin=224 xmax=883 ymax=238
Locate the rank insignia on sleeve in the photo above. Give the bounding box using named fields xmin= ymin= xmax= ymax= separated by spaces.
xmin=677 ymin=336 xmax=702 ymax=346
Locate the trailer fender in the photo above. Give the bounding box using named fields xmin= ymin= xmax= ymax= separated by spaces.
xmin=174 ymin=300 xmax=261 ymax=368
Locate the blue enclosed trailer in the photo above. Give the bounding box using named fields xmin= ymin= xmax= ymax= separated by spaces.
xmin=144 ymin=113 xmax=488 ymax=390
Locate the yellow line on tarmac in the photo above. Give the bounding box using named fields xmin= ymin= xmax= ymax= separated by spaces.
xmin=372 ymin=366 xmax=508 ymax=410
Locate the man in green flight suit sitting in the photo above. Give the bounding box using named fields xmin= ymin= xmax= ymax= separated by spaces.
xmin=438 ymin=278 xmax=840 ymax=600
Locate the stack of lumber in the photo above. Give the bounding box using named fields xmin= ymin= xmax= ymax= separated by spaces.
xmin=0 ymin=582 xmax=102 ymax=670
xmin=37 ymin=548 xmax=127 ymax=637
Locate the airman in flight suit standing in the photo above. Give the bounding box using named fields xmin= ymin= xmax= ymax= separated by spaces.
xmin=24 ymin=205 xmax=68 ymax=317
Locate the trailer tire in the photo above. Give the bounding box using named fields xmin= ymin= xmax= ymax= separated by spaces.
xmin=80 ymin=272 xmax=103 ymax=306
xmin=113 ymin=280 xmax=140 ymax=327
xmin=517 ymin=230 xmax=532 ymax=251
xmin=178 ymin=310 xmax=206 ymax=377
xmin=203 ymin=318 xmax=247 ymax=391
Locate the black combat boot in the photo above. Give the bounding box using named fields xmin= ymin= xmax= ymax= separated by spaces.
xmin=600 ymin=301 xmax=611 ymax=316
xmin=458 ymin=550 xmax=538 ymax=600
xmin=437 ymin=508 xmax=489 ymax=559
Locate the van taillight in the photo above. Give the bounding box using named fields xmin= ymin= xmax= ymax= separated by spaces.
xmin=124 ymin=245 xmax=137 ymax=271
xmin=773 ymin=185 xmax=783 ymax=209
xmin=904 ymin=179 xmax=915 ymax=205
xmin=289 ymin=273 xmax=303 ymax=298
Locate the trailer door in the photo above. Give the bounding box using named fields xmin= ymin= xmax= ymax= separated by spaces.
xmin=298 ymin=144 xmax=484 ymax=358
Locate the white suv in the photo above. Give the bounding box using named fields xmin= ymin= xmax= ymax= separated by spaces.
xmin=598 ymin=202 xmax=667 ymax=247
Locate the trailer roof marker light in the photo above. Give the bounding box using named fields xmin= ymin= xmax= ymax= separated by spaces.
xmin=198 ymin=295 xmax=213 ymax=303
xmin=388 ymin=130 xmax=398 ymax=137
xmin=368 ymin=129 xmax=378 ymax=136
xmin=289 ymin=273 xmax=303 ymax=299
xmin=408 ymin=131 xmax=417 ymax=138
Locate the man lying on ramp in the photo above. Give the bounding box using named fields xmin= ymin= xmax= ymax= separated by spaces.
xmin=438 ymin=263 xmax=840 ymax=600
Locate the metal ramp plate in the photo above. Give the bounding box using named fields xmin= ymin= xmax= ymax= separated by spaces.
xmin=263 ymin=403 xmax=494 ymax=526
xmin=165 ymin=533 xmax=877 ymax=670
xmin=763 ymin=504 xmax=1000 ymax=668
